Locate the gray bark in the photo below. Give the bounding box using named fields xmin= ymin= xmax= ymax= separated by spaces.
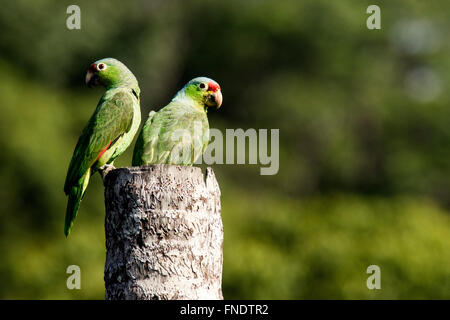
xmin=103 ymin=164 xmax=223 ymax=300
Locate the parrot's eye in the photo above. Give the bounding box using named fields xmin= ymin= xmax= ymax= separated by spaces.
xmin=97 ymin=63 xmax=107 ymax=71
xmin=199 ymin=83 xmax=207 ymax=91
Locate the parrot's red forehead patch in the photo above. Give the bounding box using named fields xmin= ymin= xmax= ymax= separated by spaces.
xmin=208 ymin=82 xmax=220 ymax=92
xmin=89 ymin=64 xmax=97 ymax=72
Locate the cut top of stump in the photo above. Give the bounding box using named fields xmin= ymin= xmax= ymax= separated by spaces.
xmin=104 ymin=165 xmax=221 ymax=197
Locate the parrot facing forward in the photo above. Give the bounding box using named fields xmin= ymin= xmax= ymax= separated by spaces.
xmin=132 ymin=77 xmax=222 ymax=166
xmin=64 ymin=58 xmax=141 ymax=236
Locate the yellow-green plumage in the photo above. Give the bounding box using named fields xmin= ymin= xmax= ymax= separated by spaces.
xmin=64 ymin=58 xmax=141 ymax=236
xmin=132 ymin=77 xmax=222 ymax=166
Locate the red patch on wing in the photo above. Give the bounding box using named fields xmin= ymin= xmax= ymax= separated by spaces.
xmin=96 ymin=140 xmax=112 ymax=161
xmin=208 ymin=82 xmax=220 ymax=92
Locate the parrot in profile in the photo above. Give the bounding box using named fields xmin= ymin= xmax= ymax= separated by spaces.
xmin=132 ymin=77 xmax=222 ymax=166
xmin=63 ymin=58 xmax=141 ymax=236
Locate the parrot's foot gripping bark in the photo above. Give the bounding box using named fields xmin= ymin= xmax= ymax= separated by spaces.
xmin=99 ymin=164 xmax=116 ymax=182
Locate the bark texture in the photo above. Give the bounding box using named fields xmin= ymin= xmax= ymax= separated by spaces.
xmin=103 ymin=164 xmax=223 ymax=300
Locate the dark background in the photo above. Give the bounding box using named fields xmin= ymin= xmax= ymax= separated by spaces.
xmin=0 ymin=0 xmax=448 ymax=299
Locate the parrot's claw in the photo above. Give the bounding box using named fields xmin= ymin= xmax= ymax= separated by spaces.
xmin=99 ymin=164 xmax=116 ymax=182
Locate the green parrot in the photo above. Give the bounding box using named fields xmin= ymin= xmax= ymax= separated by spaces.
xmin=63 ymin=58 xmax=141 ymax=236
xmin=132 ymin=77 xmax=222 ymax=166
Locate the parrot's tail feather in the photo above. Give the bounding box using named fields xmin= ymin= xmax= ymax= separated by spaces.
xmin=64 ymin=169 xmax=90 ymax=237
xmin=64 ymin=187 xmax=82 ymax=237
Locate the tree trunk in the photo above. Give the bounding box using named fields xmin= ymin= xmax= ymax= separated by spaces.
xmin=103 ymin=164 xmax=223 ymax=300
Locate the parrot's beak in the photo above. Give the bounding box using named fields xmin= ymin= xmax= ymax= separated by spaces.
xmin=85 ymin=70 xmax=99 ymax=88
xmin=206 ymin=90 xmax=223 ymax=109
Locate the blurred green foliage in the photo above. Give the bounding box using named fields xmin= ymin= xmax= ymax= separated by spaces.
xmin=0 ymin=0 xmax=448 ymax=299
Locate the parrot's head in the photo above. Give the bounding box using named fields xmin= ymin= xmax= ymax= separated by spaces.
xmin=85 ymin=58 xmax=140 ymax=95
xmin=182 ymin=77 xmax=223 ymax=109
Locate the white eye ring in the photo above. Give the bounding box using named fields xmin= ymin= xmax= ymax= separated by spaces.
xmin=97 ymin=63 xmax=107 ymax=71
xmin=199 ymin=82 xmax=208 ymax=91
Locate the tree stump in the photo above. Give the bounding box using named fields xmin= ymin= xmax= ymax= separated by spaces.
xmin=103 ymin=164 xmax=223 ymax=300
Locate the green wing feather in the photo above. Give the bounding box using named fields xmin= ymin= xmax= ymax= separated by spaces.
xmin=64 ymin=89 xmax=134 ymax=236
xmin=132 ymin=111 xmax=156 ymax=166
xmin=132 ymin=101 xmax=209 ymax=166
